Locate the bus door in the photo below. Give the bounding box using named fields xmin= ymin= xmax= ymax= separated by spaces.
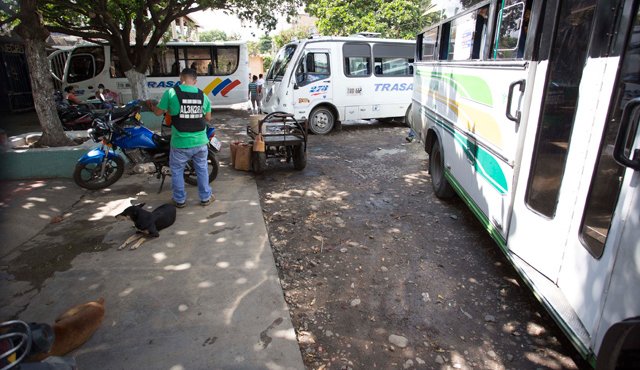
xmin=558 ymin=0 xmax=640 ymax=351
xmin=509 ymin=0 xmax=640 ymax=340
xmin=292 ymin=49 xmax=332 ymax=118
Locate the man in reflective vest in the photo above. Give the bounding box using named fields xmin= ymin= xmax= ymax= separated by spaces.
xmin=150 ymin=68 xmax=213 ymax=208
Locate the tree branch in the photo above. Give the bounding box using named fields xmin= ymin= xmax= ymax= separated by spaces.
xmin=46 ymin=25 xmax=110 ymax=40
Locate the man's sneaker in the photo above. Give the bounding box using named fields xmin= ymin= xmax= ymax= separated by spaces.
xmin=200 ymin=195 xmax=215 ymax=206
xmin=174 ymin=200 xmax=186 ymax=208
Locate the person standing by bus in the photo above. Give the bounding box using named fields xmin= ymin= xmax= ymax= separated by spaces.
xmin=248 ymin=75 xmax=261 ymax=114
xmin=257 ymin=73 xmax=265 ymax=102
xmin=149 ymin=68 xmax=213 ymax=208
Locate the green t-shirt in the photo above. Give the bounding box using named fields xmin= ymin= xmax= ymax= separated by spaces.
xmin=157 ymin=84 xmax=212 ymax=148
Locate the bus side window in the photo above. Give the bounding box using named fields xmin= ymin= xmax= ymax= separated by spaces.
xmin=373 ymin=43 xmax=414 ymax=76
xmin=343 ymin=43 xmax=371 ymax=77
xmin=494 ymin=0 xmax=531 ymax=59
xmin=110 ymin=51 xmax=126 ymax=78
xmin=439 ymin=23 xmax=451 ymax=60
xmin=473 ymin=6 xmax=490 ymax=59
xmin=296 ymin=52 xmax=331 ymax=86
xmin=148 ymin=47 xmax=178 ymax=77
xmin=212 ymin=46 xmax=240 ymax=76
xmin=422 ymin=28 xmax=438 ymax=61
xmin=181 ymin=47 xmax=213 ymax=76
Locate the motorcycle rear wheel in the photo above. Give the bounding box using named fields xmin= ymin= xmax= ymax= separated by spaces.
xmin=184 ymin=150 xmax=219 ymax=186
xmin=73 ymin=156 xmax=125 ymax=190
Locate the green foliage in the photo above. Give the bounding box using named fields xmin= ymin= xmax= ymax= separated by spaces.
xmin=199 ymin=30 xmax=241 ymax=42
xmin=262 ymin=55 xmax=273 ymax=71
xmin=38 ymin=0 xmax=302 ymax=73
xmin=306 ymin=0 xmax=439 ymax=40
xmin=0 ymin=0 xmax=20 ymax=30
xmin=247 ymin=40 xmax=260 ymax=56
xmin=258 ymin=34 xmax=272 ymax=54
xmin=272 ymin=26 xmax=312 ymax=49
xmin=200 ymin=29 xmax=231 ymax=42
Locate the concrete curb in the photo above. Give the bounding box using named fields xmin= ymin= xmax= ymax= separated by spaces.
xmin=0 ymin=113 xmax=164 ymax=181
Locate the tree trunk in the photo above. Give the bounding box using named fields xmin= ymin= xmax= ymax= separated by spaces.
xmin=125 ymin=69 xmax=149 ymax=100
xmin=23 ymin=39 xmax=75 ymax=147
xmin=16 ymin=0 xmax=75 ymax=147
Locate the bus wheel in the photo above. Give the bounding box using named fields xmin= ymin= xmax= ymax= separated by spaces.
xmin=309 ymin=107 xmax=335 ymax=135
xmin=429 ymin=139 xmax=455 ymax=199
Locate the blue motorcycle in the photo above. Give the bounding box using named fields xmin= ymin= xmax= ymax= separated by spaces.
xmin=73 ymin=101 xmax=220 ymax=190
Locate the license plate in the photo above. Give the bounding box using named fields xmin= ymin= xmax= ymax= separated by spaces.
xmin=134 ymin=112 xmax=141 ymax=121
xmin=210 ymin=136 xmax=222 ymax=151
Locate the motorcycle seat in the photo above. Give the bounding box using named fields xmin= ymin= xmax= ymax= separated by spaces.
xmin=110 ymin=107 xmax=132 ymax=120
xmin=152 ymin=133 xmax=171 ymax=149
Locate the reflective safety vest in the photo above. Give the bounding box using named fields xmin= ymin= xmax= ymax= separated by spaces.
xmin=170 ymin=86 xmax=206 ymax=132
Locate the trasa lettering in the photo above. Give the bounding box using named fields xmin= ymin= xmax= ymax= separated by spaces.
xmin=147 ymin=81 xmax=180 ymax=88
xmin=374 ymin=83 xmax=413 ymax=92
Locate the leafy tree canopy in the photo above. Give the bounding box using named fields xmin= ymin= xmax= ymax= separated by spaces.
xmin=199 ymin=29 xmax=241 ymax=42
xmin=258 ymin=34 xmax=272 ymax=54
xmin=306 ymin=0 xmax=438 ymax=40
xmin=39 ymin=0 xmax=300 ymax=73
xmin=272 ymin=26 xmax=312 ymax=49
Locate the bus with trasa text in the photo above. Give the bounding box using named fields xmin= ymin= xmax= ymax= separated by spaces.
xmin=261 ymin=35 xmax=415 ymax=134
xmin=48 ymin=41 xmax=249 ymax=107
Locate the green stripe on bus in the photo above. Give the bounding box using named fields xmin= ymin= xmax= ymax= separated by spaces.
xmin=445 ymin=171 xmax=595 ymax=366
xmin=416 ymin=69 xmax=494 ymax=106
xmin=422 ymin=108 xmax=508 ymax=194
xmin=444 ymin=171 xmax=507 ymax=249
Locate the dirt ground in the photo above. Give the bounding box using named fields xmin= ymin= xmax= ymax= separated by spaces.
xmin=253 ymin=121 xmax=589 ymax=370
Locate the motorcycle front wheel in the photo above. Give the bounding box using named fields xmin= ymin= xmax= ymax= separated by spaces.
xmin=184 ymin=150 xmax=219 ymax=186
xmin=73 ymin=156 xmax=125 ymax=190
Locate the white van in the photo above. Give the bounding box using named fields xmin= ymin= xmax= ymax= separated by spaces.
xmin=261 ymin=36 xmax=415 ymax=134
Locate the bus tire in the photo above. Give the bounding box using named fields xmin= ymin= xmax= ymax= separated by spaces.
xmin=429 ymin=139 xmax=455 ymax=199
xmin=309 ymin=107 xmax=335 ymax=135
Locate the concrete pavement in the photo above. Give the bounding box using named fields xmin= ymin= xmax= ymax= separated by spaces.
xmin=0 ymin=124 xmax=304 ymax=369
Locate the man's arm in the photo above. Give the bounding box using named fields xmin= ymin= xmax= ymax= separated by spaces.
xmin=203 ymin=94 xmax=212 ymax=123
xmin=149 ymin=103 xmax=165 ymax=116
xmin=149 ymin=89 xmax=171 ymax=116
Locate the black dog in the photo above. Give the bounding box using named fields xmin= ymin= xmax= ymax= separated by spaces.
xmin=115 ymin=203 xmax=176 ymax=250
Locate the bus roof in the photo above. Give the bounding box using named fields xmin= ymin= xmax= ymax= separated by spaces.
xmin=287 ymin=36 xmax=414 ymax=46
xmin=57 ymin=40 xmax=246 ymax=50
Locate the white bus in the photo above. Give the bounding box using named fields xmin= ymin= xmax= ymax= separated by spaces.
xmin=48 ymin=41 xmax=249 ymax=107
xmin=261 ymin=36 xmax=415 ymax=134
xmin=409 ymin=0 xmax=640 ymax=367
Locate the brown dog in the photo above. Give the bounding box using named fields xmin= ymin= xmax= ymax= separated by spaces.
xmin=28 ymin=298 xmax=105 ymax=361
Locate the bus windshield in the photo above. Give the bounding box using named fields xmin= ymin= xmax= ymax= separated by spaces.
xmin=267 ymin=44 xmax=297 ymax=81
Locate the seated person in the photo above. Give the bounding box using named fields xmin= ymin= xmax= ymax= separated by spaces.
xmin=95 ymin=84 xmax=121 ymax=106
xmin=64 ymin=86 xmax=83 ymax=105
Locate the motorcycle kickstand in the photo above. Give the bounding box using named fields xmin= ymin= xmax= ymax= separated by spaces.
xmin=158 ymin=174 xmax=166 ymax=194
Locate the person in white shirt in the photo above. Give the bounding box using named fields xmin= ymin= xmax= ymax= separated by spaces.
xmin=256 ymin=73 xmax=265 ymax=110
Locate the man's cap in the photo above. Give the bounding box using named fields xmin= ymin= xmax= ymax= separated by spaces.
xmin=180 ymin=68 xmax=198 ymax=79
